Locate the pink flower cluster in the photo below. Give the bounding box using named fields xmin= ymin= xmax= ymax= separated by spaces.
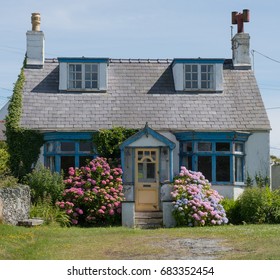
xmin=171 ymin=166 xmax=228 ymax=227
xmin=57 ymin=157 xmax=124 ymax=226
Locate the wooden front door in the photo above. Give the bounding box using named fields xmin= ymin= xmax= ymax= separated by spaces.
xmin=135 ymin=148 xmax=159 ymax=211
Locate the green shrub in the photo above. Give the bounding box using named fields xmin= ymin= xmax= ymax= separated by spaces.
xmin=221 ymin=198 xmax=242 ymax=224
xmin=238 ymin=187 xmax=272 ymax=224
xmin=30 ymin=197 xmax=70 ymax=227
xmin=0 ymin=175 xmax=18 ymax=188
xmin=0 ymin=142 xmax=10 ymax=175
xmin=24 ymin=164 xmax=65 ymax=204
xmin=224 ymin=187 xmax=280 ymax=224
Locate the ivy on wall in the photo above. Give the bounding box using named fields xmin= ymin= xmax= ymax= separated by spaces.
xmin=93 ymin=127 xmax=137 ymax=159
xmin=5 ymin=64 xmax=44 ymax=180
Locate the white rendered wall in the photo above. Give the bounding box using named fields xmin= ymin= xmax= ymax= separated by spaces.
xmin=245 ymin=132 xmax=270 ymax=180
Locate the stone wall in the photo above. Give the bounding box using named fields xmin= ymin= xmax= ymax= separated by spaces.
xmin=0 ymin=185 xmax=30 ymax=225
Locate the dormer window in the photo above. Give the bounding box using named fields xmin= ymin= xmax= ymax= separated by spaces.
xmin=172 ymin=59 xmax=224 ymax=93
xmin=69 ymin=63 xmax=98 ymax=90
xmin=58 ymin=57 xmax=109 ymax=92
xmin=185 ymin=64 xmax=214 ymax=90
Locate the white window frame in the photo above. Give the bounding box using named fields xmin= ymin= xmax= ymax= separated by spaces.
xmin=184 ymin=64 xmax=215 ymax=91
xmin=68 ymin=63 xmax=99 ymax=90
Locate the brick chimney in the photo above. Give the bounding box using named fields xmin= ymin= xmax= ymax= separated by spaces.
xmin=26 ymin=13 xmax=45 ymax=68
xmin=231 ymin=9 xmax=251 ymax=69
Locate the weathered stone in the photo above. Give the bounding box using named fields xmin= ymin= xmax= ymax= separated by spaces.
xmin=0 ymin=185 xmax=31 ymax=225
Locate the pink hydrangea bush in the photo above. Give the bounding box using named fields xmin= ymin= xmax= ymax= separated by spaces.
xmin=171 ymin=166 xmax=228 ymax=227
xmin=56 ymin=157 xmax=124 ymax=226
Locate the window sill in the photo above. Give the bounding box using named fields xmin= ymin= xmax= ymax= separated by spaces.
xmin=60 ymin=89 xmax=107 ymax=93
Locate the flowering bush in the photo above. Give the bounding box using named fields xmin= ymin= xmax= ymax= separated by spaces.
xmin=56 ymin=157 xmax=124 ymax=226
xmin=171 ymin=166 xmax=228 ymax=227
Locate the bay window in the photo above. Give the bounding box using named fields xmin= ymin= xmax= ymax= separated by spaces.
xmin=176 ymin=132 xmax=249 ymax=184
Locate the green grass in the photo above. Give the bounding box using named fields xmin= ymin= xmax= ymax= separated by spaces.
xmin=0 ymin=224 xmax=280 ymax=260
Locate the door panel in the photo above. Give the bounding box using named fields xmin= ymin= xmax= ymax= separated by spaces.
xmin=135 ymin=148 xmax=159 ymax=211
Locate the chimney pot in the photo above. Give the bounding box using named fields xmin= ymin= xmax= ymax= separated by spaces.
xmin=26 ymin=13 xmax=44 ymax=68
xmin=31 ymin=13 xmax=41 ymax=31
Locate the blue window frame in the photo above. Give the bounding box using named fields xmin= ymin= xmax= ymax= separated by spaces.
xmin=44 ymin=132 xmax=96 ymax=174
xmin=175 ymin=132 xmax=250 ymax=185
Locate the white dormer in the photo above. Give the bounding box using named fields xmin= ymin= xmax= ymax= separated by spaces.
xmin=58 ymin=57 xmax=109 ymax=92
xmin=172 ymin=59 xmax=224 ymax=92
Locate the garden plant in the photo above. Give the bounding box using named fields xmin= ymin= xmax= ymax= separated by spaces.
xmin=57 ymin=157 xmax=124 ymax=226
xmin=171 ymin=166 xmax=228 ymax=227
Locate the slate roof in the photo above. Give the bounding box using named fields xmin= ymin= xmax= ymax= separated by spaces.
xmin=20 ymin=58 xmax=271 ymax=132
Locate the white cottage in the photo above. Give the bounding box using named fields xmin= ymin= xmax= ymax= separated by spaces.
xmin=17 ymin=12 xmax=270 ymax=227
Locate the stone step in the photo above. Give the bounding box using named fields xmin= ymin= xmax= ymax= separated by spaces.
xmin=135 ymin=211 xmax=163 ymax=229
xmin=135 ymin=211 xmax=163 ymax=219
xmin=17 ymin=218 xmax=44 ymax=227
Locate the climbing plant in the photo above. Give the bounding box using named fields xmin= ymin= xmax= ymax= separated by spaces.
xmin=5 ymin=63 xmax=44 ymax=180
xmin=93 ymin=127 xmax=137 ymax=160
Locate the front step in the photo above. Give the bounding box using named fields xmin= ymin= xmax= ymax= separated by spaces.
xmin=135 ymin=211 xmax=163 ymax=229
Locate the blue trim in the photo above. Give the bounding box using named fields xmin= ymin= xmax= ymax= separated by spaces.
xmin=44 ymin=132 xmax=94 ymax=141
xmin=120 ymin=124 xmax=176 ymax=150
xmin=58 ymin=57 xmax=109 ymax=64
xmin=174 ymin=131 xmax=250 ymax=142
xmin=170 ymin=150 xmax=173 ymax=181
xmin=172 ymin=58 xmax=225 ymax=65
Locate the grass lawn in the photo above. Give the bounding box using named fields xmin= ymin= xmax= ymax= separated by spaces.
xmin=0 ymin=223 xmax=279 ymax=260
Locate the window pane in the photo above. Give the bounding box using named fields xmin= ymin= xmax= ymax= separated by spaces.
xmin=92 ymin=81 xmax=98 ymax=88
xmin=76 ymin=64 xmax=82 ymax=71
xmin=201 ymin=73 xmax=207 ymax=81
xmin=85 ymin=73 xmax=91 ymax=80
xmin=235 ymin=156 xmax=243 ymax=182
xmin=79 ymin=142 xmax=92 ymax=152
xmin=182 ymin=156 xmax=192 ymax=170
xmin=46 ymin=142 xmax=54 ymax=152
xmin=46 ymin=156 xmax=55 ymax=172
xmin=85 ymin=64 xmax=91 ymax=72
xmin=216 ymin=156 xmax=230 ymax=182
xmin=201 ymin=81 xmax=207 ymax=88
xmin=92 ymin=73 xmax=98 ymax=80
xmin=185 ymin=73 xmax=191 ymax=80
xmin=61 ymin=142 xmax=75 ymax=152
xmin=235 ymin=143 xmax=244 ymax=153
xmin=198 ymin=156 xmax=212 ymax=181
xmin=85 ymin=81 xmax=91 ymax=88
xmin=192 ymin=65 xmax=198 ymax=72
xmin=76 ymin=81 xmax=82 ymax=88
xmin=185 ymin=65 xmax=191 ymax=72
xmin=182 ymin=142 xmax=192 ymax=153
xmin=185 ymin=81 xmax=191 ymax=88
xmin=61 ymin=156 xmax=75 ymax=175
xmin=198 ymin=142 xmax=212 ymax=151
xmin=192 ymin=81 xmax=198 ymax=88
xmin=192 ymin=73 xmax=198 ymax=80
xmin=147 ymin=163 xmax=156 ymax=179
xmin=91 ymin=64 xmax=98 ymax=72
xmin=216 ymin=142 xmax=230 ymax=152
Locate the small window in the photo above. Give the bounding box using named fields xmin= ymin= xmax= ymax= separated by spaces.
xmin=216 ymin=156 xmax=230 ymax=182
xmin=198 ymin=142 xmax=212 ymax=152
xmin=216 ymin=142 xmax=230 ymax=152
xmin=60 ymin=142 xmax=75 ymax=152
xmin=198 ymin=156 xmax=212 ymax=181
xmin=185 ymin=64 xmax=214 ymax=90
xmin=235 ymin=156 xmax=244 ymax=182
xmin=68 ymin=63 xmax=99 ymax=90
xmin=79 ymin=142 xmax=92 ymax=152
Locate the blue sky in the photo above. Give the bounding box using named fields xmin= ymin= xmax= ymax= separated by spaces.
xmin=1 ymin=0 xmax=280 ymax=155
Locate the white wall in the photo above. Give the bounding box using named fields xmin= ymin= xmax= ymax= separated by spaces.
xmin=160 ymin=131 xmax=180 ymax=175
xmin=245 ymin=131 xmax=270 ymax=180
